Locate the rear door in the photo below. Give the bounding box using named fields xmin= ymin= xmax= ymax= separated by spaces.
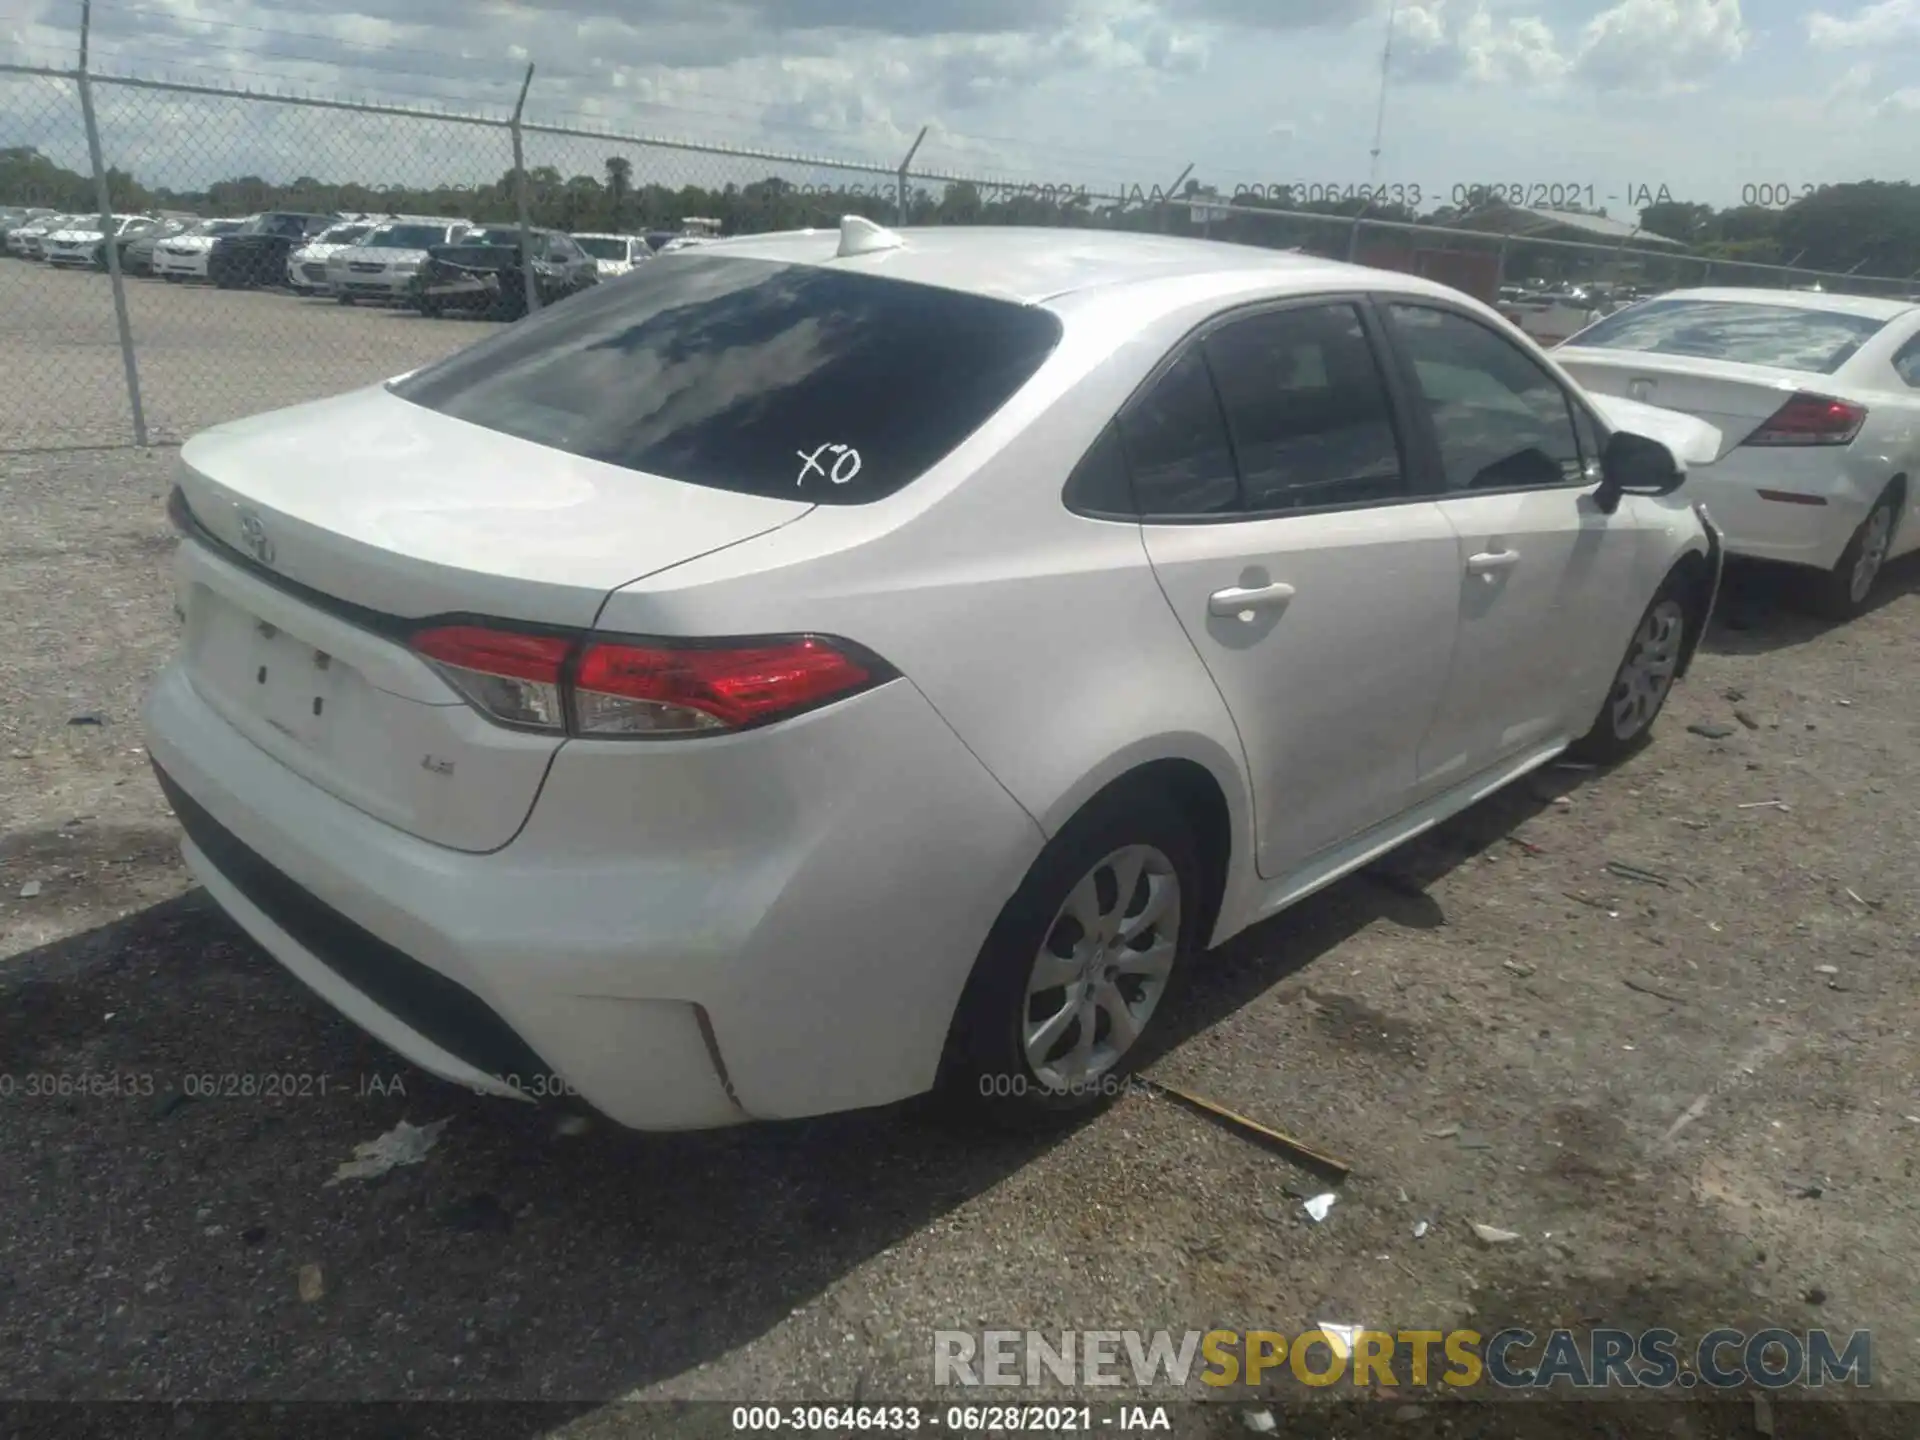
xmin=1378 ymin=300 xmax=1646 ymax=785
xmin=1133 ymin=298 xmax=1463 ymax=880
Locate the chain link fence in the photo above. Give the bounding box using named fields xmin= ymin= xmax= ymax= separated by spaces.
xmin=4 ymin=58 xmax=1917 ymax=454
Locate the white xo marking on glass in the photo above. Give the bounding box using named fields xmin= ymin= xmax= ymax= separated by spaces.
xmin=796 ymin=442 xmax=863 ymax=487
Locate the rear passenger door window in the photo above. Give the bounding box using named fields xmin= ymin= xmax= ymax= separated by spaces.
xmin=1116 ymin=348 xmax=1239 ymax=517
xmin=1204 ymin=303 xmax=1405 ymax=511
xmin=1387 ymin=303 xmax=1586 ymax=492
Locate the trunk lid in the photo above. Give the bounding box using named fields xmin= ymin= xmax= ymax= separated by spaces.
xmin=174 ymin=384 xmax=813 ymax=851
xmin=1556 ymin=350 xmax=1809 ymax=459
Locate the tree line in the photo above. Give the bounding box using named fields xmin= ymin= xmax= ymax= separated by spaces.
xmin=5 ymin=144 xmax=1918 ymax=281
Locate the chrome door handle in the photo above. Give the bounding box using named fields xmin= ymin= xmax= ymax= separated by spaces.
xmin=1208 ymin=582 xmax=1296 ymax=618
xmin=1466 ymin=549 xmax=1520 ymax=575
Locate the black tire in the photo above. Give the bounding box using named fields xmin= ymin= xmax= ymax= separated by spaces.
xmin=1801 ymin=488 xmax=1900 ymax=622
xmin=336 ymin=293 xmax=355 ymax=306
xmin=415 ymin=297 xmax=442 ymax=318
xmin=1566 ymin=574 xmax=1694 ymax=764
xmin=939 ymin=784 xmax=1204 ymax=1129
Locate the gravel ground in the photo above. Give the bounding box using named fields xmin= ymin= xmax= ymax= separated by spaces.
xmin=0 ymin=260 xmax=498 ymax=451
xmin=1 ymin=442 xmax=1917 ymax=1439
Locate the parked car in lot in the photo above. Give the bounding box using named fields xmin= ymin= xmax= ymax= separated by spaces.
xmin=43 ymin=214 xmax=158 ymax=268
xmin=114 ymin=216 xmax=197 ymax=275
xmin=8 ymin=213 xmax=82 ymax=260
xmin=0 ymin=205 xmax=57 ymax=248
xmin=286 ymin=220 xmax=376 ymax=294
xmin=146 ymin=223 xmax=1722 ymax=1133
xmin=152 ymin=217 xmax=249 ymax=281
xmin=209 ymin=211 xmax=339 ymax=290
xmin=328 ymin=219 xmax=473 ymax=305
xmin=1557 ymin=287 xmax=1920 ymax=618
xmin=412 ymin=226 xmax=597 ymax=317
xmin=570 ymin=232 xmax=649 ymax=278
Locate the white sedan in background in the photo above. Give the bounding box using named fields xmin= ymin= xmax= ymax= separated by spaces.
xmin=41 ymin=213 xmax=157 ymax=268
xmin=570 ymin=232 xmax=649 ymax=278
xmin=328 ymin=219 xmax=473 ymax=304
xmin=286 ymin=220 xmax=376 ymax=294
xmin=152 ymin=217 xmax=249 ymax=281
xmin=1559 ymin=288 xmax=1920 ymax=618
xmin=8 ymin=213 xmax=83 ymax=259
xmin=146 ymin=222 xmax=1722 ymax=1134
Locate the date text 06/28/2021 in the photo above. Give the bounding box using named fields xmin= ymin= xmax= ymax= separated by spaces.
xmin=794 ymin=178 xmax=1825 ymax=213
xmin=729 ymin=1405 xmax=1173 ymax=1432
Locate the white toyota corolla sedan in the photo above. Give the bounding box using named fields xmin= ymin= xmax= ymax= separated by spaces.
xmin=145 ymin=221 xmax=1723 ymax=1132
xmin=1557 ymin=288 xmax=1920 ymax=619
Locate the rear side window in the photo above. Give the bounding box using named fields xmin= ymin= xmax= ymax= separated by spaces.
xmin=1570 ymin=298 xmax=1887 ymax=374
xmin=1117 ymin=349 xmax=1239 ymax=517
xmin=1894 ymin=335 xmax=1920 ymax=389
xmin=1203 ymin=304 xmax=1404 ymax=511
xmin=391 ymin=254 xmax=1062 ymax=504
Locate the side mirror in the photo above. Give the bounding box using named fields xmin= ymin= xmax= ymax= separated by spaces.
xmin=1594 ymin=430 xmax=1684 ymax=513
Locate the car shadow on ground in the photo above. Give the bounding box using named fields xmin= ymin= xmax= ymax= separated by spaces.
xmin=0 ymin=750 xmax=1613 ymax=1413
xmin=1701 ymin=553 xmax=1920 ymax=657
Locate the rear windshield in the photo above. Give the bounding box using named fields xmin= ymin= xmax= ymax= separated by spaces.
xmin=389 ymin=254 xmax=1064 ymax=504
xmin=1570 ymin=298 xmax=1887 ymax=374
xmin=370 ymin=223 xmax=454 ymax=248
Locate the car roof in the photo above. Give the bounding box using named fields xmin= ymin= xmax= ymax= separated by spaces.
xmin=1647 ymin=287 xmax=1918 ymax=322
xmin=691 ymin=224 xmax=1414 ymax=306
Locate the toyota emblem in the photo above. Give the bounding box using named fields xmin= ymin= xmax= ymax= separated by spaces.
xmin=236 ymin=509 xmax=275 ymax=566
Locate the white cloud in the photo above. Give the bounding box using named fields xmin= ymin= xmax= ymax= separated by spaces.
xmin=1807 ymin=0 xmax=1920 ymax=47
xmin=1392 ymin=0 xmax=1747 ymax=92
xmin=1572 ymin=0 xmax=1749 ymax=88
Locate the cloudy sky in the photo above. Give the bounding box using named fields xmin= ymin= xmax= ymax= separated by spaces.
xmin=2 ymin=0 xmax=1916 ymax=209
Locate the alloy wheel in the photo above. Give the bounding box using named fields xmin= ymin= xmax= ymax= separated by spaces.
xmin=1610 ymin=598 xmax=1685 ymax=740
xmin=1849 ymin=504 xmax=1894 ymax=606
xmin=1021 ymin=844 xmax=1179 ymax=1093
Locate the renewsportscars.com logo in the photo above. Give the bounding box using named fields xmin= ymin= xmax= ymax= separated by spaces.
xmin=933 ymin=1328 xmax=1873 ymax=1391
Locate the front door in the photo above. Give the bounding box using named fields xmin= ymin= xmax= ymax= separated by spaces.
xmin=1377 ymin=301 xmax=1645 ymax=786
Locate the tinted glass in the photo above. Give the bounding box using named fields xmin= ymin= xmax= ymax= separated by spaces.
xmin=1205 ymin=304 xmax=1404 ymax=511
xmin=1570 ymin=298 xmax=1886 ymax=374
xmin=1062 ymin=423 xmax=1134 ymax=515
xmin=1389 ymin=304 xmax=1583 ymax=492
xmin=392 ymin=254 xmax=1063 ymax=504
xmin=1893 ymin=336 xmax=1920 ymax=389
xmin=574 ymin=236 xmax=630 ymax=260
xmin=369 ymin=224 xmax=451 ymax=248
xmin=1118 ymin=349 xmax=1240 ymax=517
xmin=465 ymin=228 xmax=528 ymax=247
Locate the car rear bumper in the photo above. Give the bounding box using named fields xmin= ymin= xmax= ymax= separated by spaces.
xmin=1684 ymin=454 xmax=1874 ymax=572
xmin=143 ymin=657 xmax=1041 ymax=1130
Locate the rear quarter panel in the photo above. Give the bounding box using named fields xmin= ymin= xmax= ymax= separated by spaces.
xmin=593 ymin=283 xmax=1264 ymax=940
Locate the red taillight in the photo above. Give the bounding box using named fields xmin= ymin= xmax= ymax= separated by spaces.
xmin=412 ymin=625 xmax=570 ymax=731
xmin=1743 ymin=392 xmax=1866 ymax=447
xmin=574 ymin=637 xmax=877 ymax=736
xmin=409 ymin=626 xmax=885 ymax=737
